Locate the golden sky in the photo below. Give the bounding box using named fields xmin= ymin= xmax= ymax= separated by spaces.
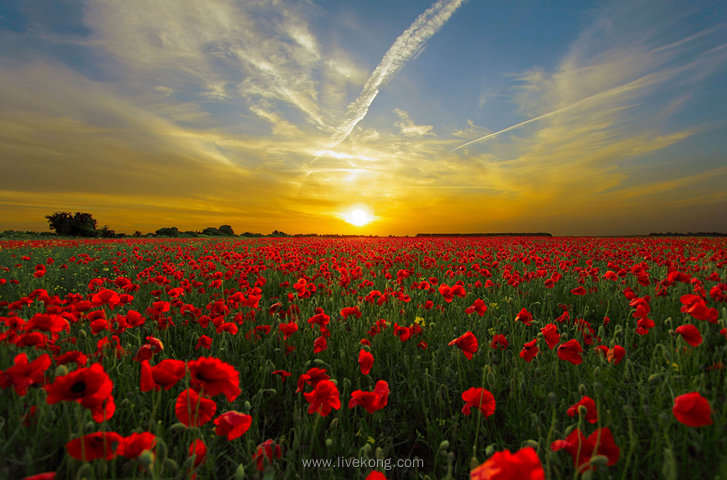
xmin=1 ymin=0 xmax=726 ymax=235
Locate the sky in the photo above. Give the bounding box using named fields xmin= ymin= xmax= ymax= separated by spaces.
xmin=1 ymin=0 xmax=726 ymax=236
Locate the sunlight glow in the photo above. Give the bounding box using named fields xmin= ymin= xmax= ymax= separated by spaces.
xmin=344 ymin=207 xmax=373 ymax=226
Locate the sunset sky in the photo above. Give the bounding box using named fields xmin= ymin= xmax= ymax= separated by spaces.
xmin=1 ymin=0 xmax=726 ymax=236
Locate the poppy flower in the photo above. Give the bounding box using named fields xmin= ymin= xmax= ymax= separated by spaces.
xmin=470 ymin=446 xmax=544 ymax=480
xmin=272 ymin=370 xmax=291 ymax=381
xmin=393 ymin=323 xmax=412 ymax=342
xmin=567 ymin=396 xmax=598 ymax=423
xmin=140 ymin=359 xmax=186 ymax=392
xmin=214 ymin=411 xmax=253 ymax=440
xmin=551 ymin=427 xmax=619 ymax=472
xmin=195 ymin=335 xmax=212 ymax=350
xmin=461 ymin=387 xmax=496 ymax=417
xmin=557 ymin=339 xmax=583 ymax=365
xmin=278 ymin=321 xmax=298 ymax=340
xmin=296 ymin=367 xmax=330 ymax=393
xmin=118 ymin=432 xmax=156 ymax=459
xmin=607 ymin=345 xmax=625 ymax=364
xmin=22 ymin=473 xmax=56 ymax=480
xmin=254 ymin=439 xmax=282 ymax=471
xmin=340 ymin=306 xmax=362 ymax=319
xmin=45 ymin=363 xmax=115 ymax=422
xmin=515 ymin=308 xmax=533 ymax=326
xmin=675 ymin=324 xmax=702 ymax=347
xmin=571 ymin=286 xmax=587 ymax=296
xmin=55 ymin=351 xmax=88 ymax=368
xmin=540 ymin=324 xmax=560 ymax=350
xmin=358 ymin=350 xmax=374 ymax=375
xmin=490 ymin=334 xmax=508 ymax=350
xmin=303 ymin=379 xmax=341 ymax=416
xmin=348 ymin=381 xmax=390 ymax=413
xmin=66 ymin=431 xmax=122 ymax=461
xmin=672 ymin=392 xmax=712 ymax=427
xmin=175 ymin=388 xmax=217 ymax=427
xmin=520 ymin=338 xmax=539 ymax=362
xmin=313 ymin=336 xmax=328 ymax=353
xmin=187 ymin=357 xmax=241 ymax=401
xmin=465 ymin=299 xmax=488 ymax=316
xmin=189 ymin=439 xmax=207 ymax=467
xmin=0 ymin=353 xmax=51 ymax=396
xmin=449 ymin=331 xmax=478 ymax=359
xmin=24 ymin=313 xmax=69 ymax=333
xmin=365 ymin=471 xmax=387 ymax=480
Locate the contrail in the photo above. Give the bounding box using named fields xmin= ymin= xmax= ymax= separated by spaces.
xmin=330 ymin=0 xmax=466 ymax=146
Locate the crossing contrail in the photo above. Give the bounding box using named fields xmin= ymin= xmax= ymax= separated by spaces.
xmin=330 ymin=0 xmax=466 ymax=146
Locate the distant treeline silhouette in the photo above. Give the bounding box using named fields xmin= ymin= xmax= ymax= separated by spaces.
xmin=648 ymin=232 xmax=727 ymax=237
xmin=416 ymin=232 xmax=552 ymax=237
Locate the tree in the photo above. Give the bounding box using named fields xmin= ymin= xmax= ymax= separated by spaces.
xmin=46 ymin=212 xmax=98 ymax=237
xmin=155 ymin=227 xmax=179 ymax=237
xmin=202 ymin=227 xmax=222 ymax=236
xmin=219 ymin=225 xmax=234 ymax=236
xmin=98 ymin=225 xmax=116 ymax=238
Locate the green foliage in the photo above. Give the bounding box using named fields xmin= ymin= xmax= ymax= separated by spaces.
xmin=154 ymin=227 xmax=179 ymax=237
xmin=45 ymin=212 xmax=98 ymax=237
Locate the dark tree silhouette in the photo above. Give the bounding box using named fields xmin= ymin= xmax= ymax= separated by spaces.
xmin=46 ymin=212 xmax=98 ymax=237
xmin=218 ymin=225 xmax=235 ymax=236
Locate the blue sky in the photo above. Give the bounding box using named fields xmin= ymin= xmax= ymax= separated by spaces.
xmin=0 ymin=0 xmax=726 ymax=235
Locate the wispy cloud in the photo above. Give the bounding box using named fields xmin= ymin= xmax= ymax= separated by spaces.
xmin=330 ymin=0 xmax=466 ymax=146
xmin=394 ymin=108 xmax=434 ymax=137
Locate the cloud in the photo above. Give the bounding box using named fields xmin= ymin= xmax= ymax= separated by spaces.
xmin=394 ymin=108 xmax=434 ymax=136
xmin=330 ymin=0 xmax=466 ymax=146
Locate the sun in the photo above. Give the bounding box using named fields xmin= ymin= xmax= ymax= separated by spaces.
xmin=344 ymin=207 xmax=373 ymax=226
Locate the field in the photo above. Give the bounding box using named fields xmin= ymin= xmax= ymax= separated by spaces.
xmin=1 ymin=236 xmax=726 ymax=479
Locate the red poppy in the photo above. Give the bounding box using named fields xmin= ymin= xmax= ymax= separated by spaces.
xmin=0 ymin=353 xmax=51 ymax=396
xmin=365 ymin=471 xmax=387 ymax=480
xmin=254 ymin=439 xmax=282 ymax=471
xmin=672 ymin=392 xmax=712 ymax=427
xmin=520 ymin=338 xmax=539 ymax=362
xmin=449 ymin=331 xmax=479 ymax=359
xmin=557 ymin=339 xmax=583 ymax=365
xmin=348 ymin=380 xmax=390 ymax=413
xmin=607 ymin=345 xmax=625 ymax=364
xmin=461 ymin=387 xmax=496 ymax=417
xmin=278 ymin=321 xmax=299 ymax=340
xmin=189 ymin=439 xmax=207 ymax=467
xmin=187 ymin=357 xmax=241 ymax=401
xmin=313 ymin=336 xmax=328 ymax=353
xmin=118 ymin=432 xmax=156 ymax=459
xmin=540 ymin=324 xmax=560 ymax=350
xmin=272 ymin=370 xmax=291 ymax=381
xmin=571 ymin=286 xmax=587 ymax=296
xmin=675 ymin=324 xmax=702 ymax=347
xmin=66 ymin=431 xmax=122 ymax=461
xmin=470 ymin=446 xmax=544 ymax=480
xmin=551 ymin=427 xmax=619 ymax=472
xmin=296 ymin=367 xmax=330 ymax=393
xmin=55 ymin=351 xmax=88 ymax=367
xmin=515 ymin=308 xmax=533 ymax=326
xmin=303 ymin=379 xmax=341 ymax=416
xmin=195 ymin=335 xmax=212 ymax=350
xmin=358 ymin=349 xmax=374 ymax=375
xmin=214 ymin=411 xmax=253 ymax=440
xmin=140 ymin=359 xmax=186 ymax=392
xmin=490 ymin=334 xmax=508 ymax=350
xmin=22 ymin=473 xmax=56 ymax=480
xmin=45 ymin=363 xmax=115 ymax=422
xmin=465 ymin=298 xmax=488 ymax=316
xmin=567 ymin=396 xmax=598 ymax=424
xmin=25 ymin=313 xmax=69 ymax=333
xmin=175 ymin=388 xmax=217 ymax=427
xmin=340 ymin=306 xmax=362 ymax=319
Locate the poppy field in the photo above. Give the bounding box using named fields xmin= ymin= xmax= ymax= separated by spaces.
xmin=1 ymin=236 xmax=726 ymax=479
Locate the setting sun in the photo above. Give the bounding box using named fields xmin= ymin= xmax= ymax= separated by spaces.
xmin=344 ymin=208 xmax=373 ymax=227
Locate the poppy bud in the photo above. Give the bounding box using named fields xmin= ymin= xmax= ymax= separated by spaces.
xmin=485 ymin=444 xmax=495 ymax=457
xmin=54 ymin=365 xmax=69 ymax=377
xmin=578 ymin=384 xmax=587 ymax=396
xmin=329 ymin=418 xmax=338 ymax=430
xmin=139 ymin=450 xmax=155 ymax=467
xmin=170 ymin=422 xmax=187 ymax=432
xmin=593 ymin=381 xmax=603 ymax=395
xmin=590 ymin=455 xmax=609 ymax=467
xmin=523 ymin=440 xmax=539 ymax=450
xmin=325 ymin=438 xmax=333 ymax=448
xmin=470 ymin=456 xmax=480 ymax=470
xmin=243 ymin=401 xmax=251 ymax=411
xmin=84 ymin=420 xmax=96 ymax=432
xmin=438 ymin=440 xmax=450 ymax=452
xmin=234 ymin=463 xmax=246 ymax=480
xmin=360 ymin=443 xmax=372 ymax=456
xmin=376 ymin=447 xmax=384 ymax=459
xmin=547 ymin=392 xmax=557 ymax=405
